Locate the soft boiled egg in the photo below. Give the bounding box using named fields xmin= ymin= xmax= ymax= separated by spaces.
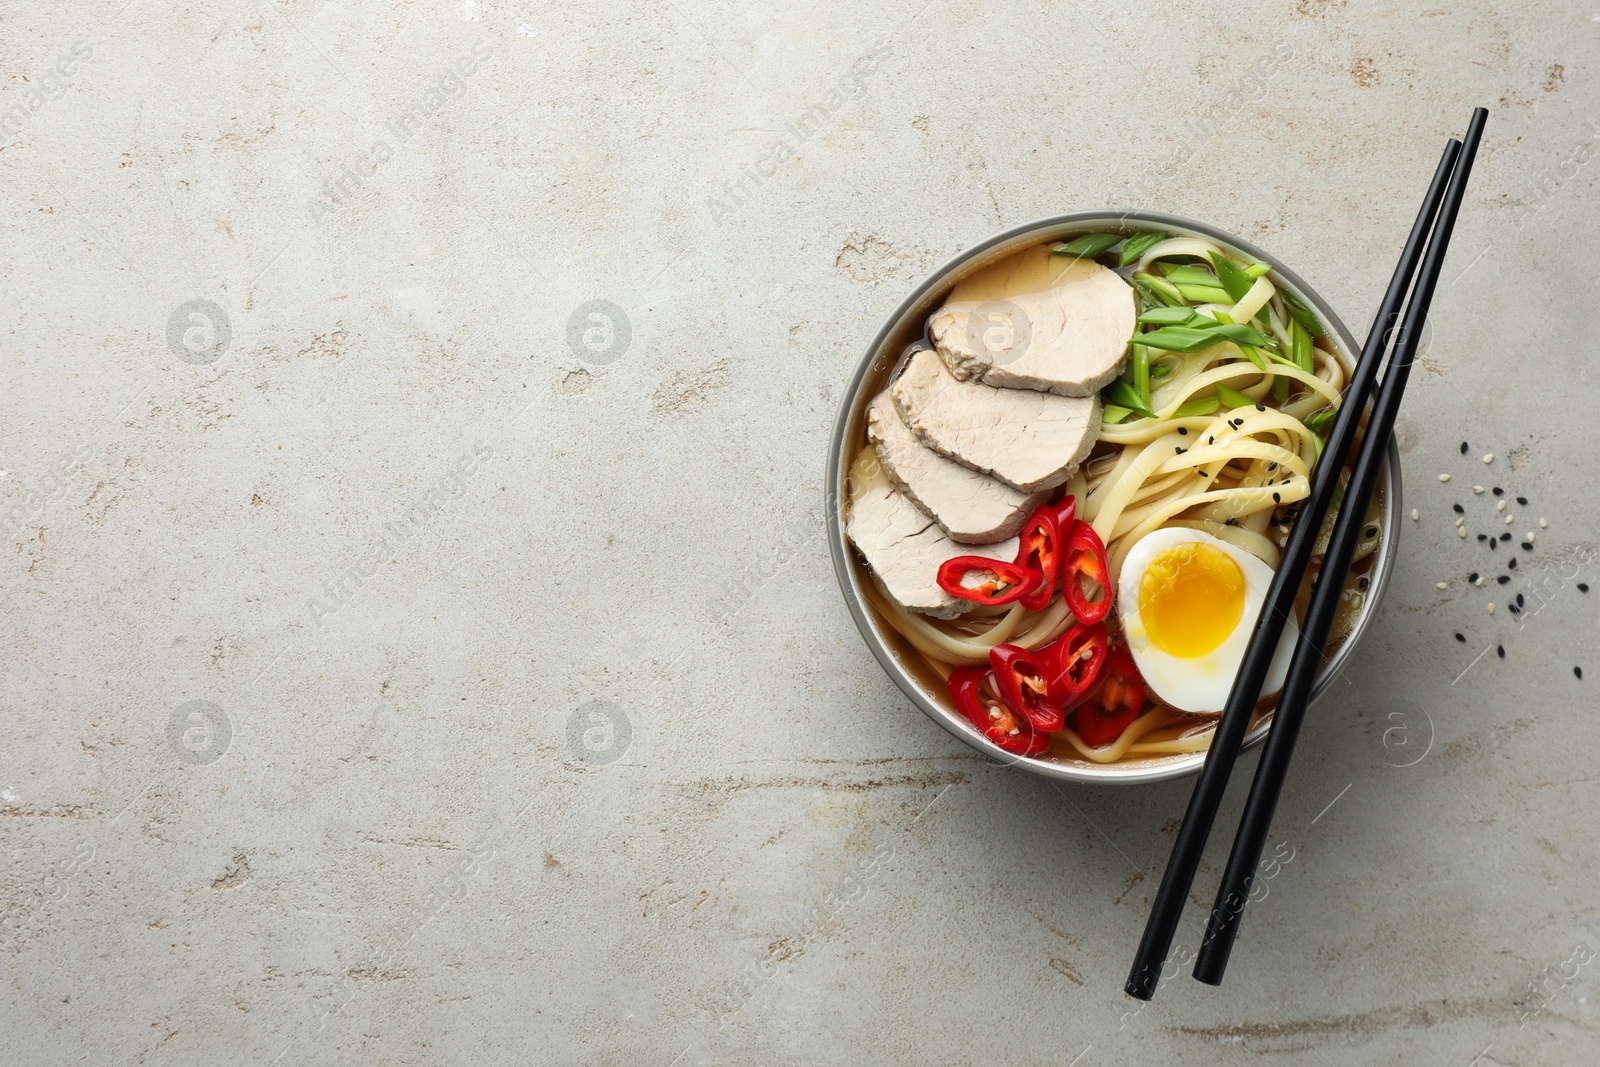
xmin=1117 ymin=528 xmax=1299 ymax=714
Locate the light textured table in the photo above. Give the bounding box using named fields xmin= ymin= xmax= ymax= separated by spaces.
xmin=2 ymin=1 xmax=1596 ymax=1063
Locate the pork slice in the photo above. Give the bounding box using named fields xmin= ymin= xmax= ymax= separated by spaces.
xmin=928 ymin=244 xmax=1136 ymax=396
xmin=891 ymin=347 xmax=1100 ymax=493
xmin=867 ymin=391 xmax=1045 ymax=544
xmin=844 ymin=447 xmax=1020 ymax=619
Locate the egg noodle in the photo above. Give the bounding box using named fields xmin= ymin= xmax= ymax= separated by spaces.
xmin=856 ymin=234 xmax=1386 ymax=766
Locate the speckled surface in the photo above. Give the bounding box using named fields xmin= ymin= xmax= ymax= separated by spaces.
xmin=2 ymin=1 xmax=1596 ymax=1063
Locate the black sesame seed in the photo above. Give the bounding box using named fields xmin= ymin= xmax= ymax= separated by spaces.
xmin=1577 ymin=667 xmax=1584 ymax=679
xmin=1273 ymin=492 xmax=1281 ymax=503
xmin=1500 ymin=532 xmax=1511 ymax=542
xmin=1477 ymin=534 xmax=1488 ymax=542
xmin=1579 ymin=583 xmax=1590 ymax=593
xmin=1510 ymin=603 xmax=1521 ymax=614
xmin=1521 ymin=542 xmax=1534 ymax=551
xmin=1516 ymin=496 xmax=1527 ymax=505
xmin=1455 ymin=632 xmax=1466 ymax=642
xmin=1357 ymin=575 xmax=1369 ymax=589
xmin=1175 ymin=446 xmax=1186 ymax=454
xmin=1497 ymin=645 xmax=1505 ymax=658
xmin=1508 ymin=558 xmax=1517 ymax=570
xmin=1208 ymin=436 xmax=1215 ymax=445
xmin=1255 ymin=403 xmax=1266 ymax=412
xmin=1267 ymin=462 xmax=1277 ymax=471
xmin=1468 ymin=572 xmax=1479 ymax=582
xmin=1492 ymin=487 xmax=1503 ymax=496
xmin=1365 ymin=526 xmax=1378 ymax=537
xmin=1452 ymin=504 xmax=1465 ymax=514
xmin=1497 ymin=575 xmax=1510 ymax=585
xmin=1460 ymin=441 xmax=1469 ymax=454
xmin=1489 ymin=539 xmax=1497 ymax=550
xmin=1516 ymin=593 xmax=1525 ymax=607
xmin=1178 ymin=427 xmax=1188 ymax=435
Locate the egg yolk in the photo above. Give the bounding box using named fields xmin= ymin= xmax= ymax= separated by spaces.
xmin=1138 ymin=542 xmax=1246 ymax=658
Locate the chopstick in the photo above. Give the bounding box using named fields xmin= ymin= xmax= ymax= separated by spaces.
xmin=1124 ymin=130 xmax=1470 ymax=1002
xmin=1193 ymin=105 xmax=1489 ymax=985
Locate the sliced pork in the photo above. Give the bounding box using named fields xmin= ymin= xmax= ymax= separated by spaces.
xmin=891 ymin=348 xmax=1100 ymax=493
xmin=844 ymin=446 xmax=1020 ymax=619
xmin=867 ymin=392 xmax=1045 ymax=544
xmin=928 ymin=245 xmax=1136 ymax=396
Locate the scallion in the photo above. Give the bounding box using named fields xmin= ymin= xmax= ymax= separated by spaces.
xmin=1131 ymin=277 xmax=1169 ymax=309
xmin=1136 ymin=326 xmax=1223 ymax=353
xmin=1208 ymin=252 xmax=1254 ymax=303
xmin=1118 ymin=230 xmax=1168 ymax=266
xmin=1215 ymin=382 xmax=1255 ymax=409
xmin=1137 ymin=307 xmax=1199 ymax=325
xmin=1134 ymin=272 xmax=1184 ymax=306
xmin=1172 ymin=396 xmax=1222 ymax=418
xmin=1176 ymin=284 xmax=1233 ymax=304
xmin=1291 ymin=320 xmax=1313 ymax=372
xmin=1283 ymin=293 xmax=1325 ymax=337
xmin=1133 ymin=343 xmax=1151 ymax=411
xmin=1053 ymin=233 xmax=1122 ymax=258
xmin=1102 ymin=404 xmax=1134 ymax=425
xmin=1304 ymin=407 xmax=1338 ymax=434
xmin=1103 ymin=379 xmax=1155 ymax=418
xmin=1162 ymin=264 xmax=1220 ymax=287
xmin=1209 ymin=323 xmax=1273 ymax=348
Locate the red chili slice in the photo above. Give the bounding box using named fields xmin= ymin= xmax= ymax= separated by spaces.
xmin=1046 ymin=620 xmax=1109 ymax=709
xmin=1014 ymin=505 xmax=1062 ymax=611
xmin=988 ymin=644 xmax=1065 ymax=733
xmin=1051 ymin=493 xmax=1077 ymax=531
xmin=1061 ymin=520 xmax=1112 ymax=624
xmin=948 ymin=666 xmax=1049 ymax=755
xmin=936 ymin=556 xmax=1040 ymax=607
xmin=1074 ymin=647 xmax=1145 ymax=748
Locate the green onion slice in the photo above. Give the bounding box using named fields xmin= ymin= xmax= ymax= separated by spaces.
xmin=1118 ymin=230 xmax=1168 ymax=267
xmin=1053 ymin=233 xmax=1122 ymax=258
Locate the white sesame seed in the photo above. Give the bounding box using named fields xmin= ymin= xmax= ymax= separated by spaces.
xmin=1457 ymin=527 xmax=1467 ymax=538
xmin=1527 ymin=531 xmax=1537 ymax=542
xmin=1436 ymin=581 xmax=1450 ymax=589
xmin=1473 ymin=485 xmax=1485 ymax=494
xmin=1411 ymin=508 xmax=1420 ymax=521
xmin=1439 ymin=473 xmax=1451 ymax=482
xmin=1540 ymin=517 xmax=1548 ymax=528
xmin=988 ymin=706 xmax=1001 ymax=720
xmin=1476 ymin=577 xmax=1486 ymax=586
xmin=1505 ymin=515 xmax=1514 ymax=525
xmin=1483 ymin=453 xmax=1495 ymax=463
xmin=1487 ymin=603 xmax=1496 ymax=615
xmin=1497 ymin=500 xmax=1506 ymax=512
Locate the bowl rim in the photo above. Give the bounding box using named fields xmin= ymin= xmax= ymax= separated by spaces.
xmin=825 ymin=209 xmax=1402 ymax=785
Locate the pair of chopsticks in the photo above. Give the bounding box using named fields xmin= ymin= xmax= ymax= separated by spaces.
xmin=1126 ymin=107 xmax=1489 ymax=999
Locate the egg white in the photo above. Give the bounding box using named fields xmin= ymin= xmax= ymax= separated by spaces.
xmin=1116 ymin=527 xmax=1300 ymax=714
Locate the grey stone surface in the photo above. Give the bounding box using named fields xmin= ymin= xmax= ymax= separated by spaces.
xmin=1 ymin=1 xmax=1596 ymax=1063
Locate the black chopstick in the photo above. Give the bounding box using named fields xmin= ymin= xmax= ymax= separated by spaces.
xmin=1193 ymin=106 xmax=1488 ymax=985
xmin=1123 ymin=134 xmax=1467 ymax=1002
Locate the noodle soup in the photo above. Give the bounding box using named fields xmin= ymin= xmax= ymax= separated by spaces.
xmin=829 ymin=213 xmax=1399 ymax=781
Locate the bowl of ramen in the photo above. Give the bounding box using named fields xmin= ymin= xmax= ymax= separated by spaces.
xmin=827 ymin=211 xmax=1400 ymax=784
